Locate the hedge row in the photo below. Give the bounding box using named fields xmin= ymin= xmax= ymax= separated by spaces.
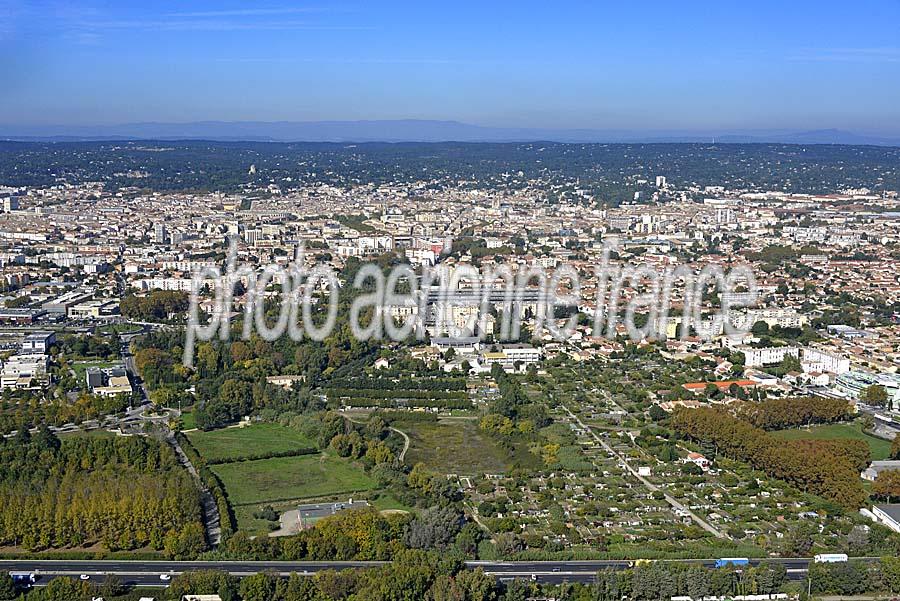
xmin=328 ymin=377 xmax=466 ymax=391
xmin=205 ymin=447 xmax=319 ymax=465
xmin=324 ymin=387 xmax=467 ymax=400
xmin=176 ymin=432 xmax=237 ymax=539
xmin=334 ymin=397 xmax=473 ymax=410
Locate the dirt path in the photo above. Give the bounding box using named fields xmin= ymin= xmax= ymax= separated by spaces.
xmin=390 ymin=426 xmax=410 ymax=463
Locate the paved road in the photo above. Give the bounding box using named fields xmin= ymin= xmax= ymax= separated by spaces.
xmin=119 ymin=332 xmax=222 ymax=547
xmin=0 ymin=557 xmax=835 ymax=587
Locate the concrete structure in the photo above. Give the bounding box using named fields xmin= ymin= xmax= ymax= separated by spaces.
xmin=802 ymin=348 xmax=850 ymax=375
xmin=835 ymin=371 xmax=900 ymax=408
xmin=68 ymin=298 xmax=119 ymax=319
xmin=431 ymin=336 xmax=481 ymax=353
xmin=1 ymin=354 xmax=49 ymax=390
xmin=740 ymin=346 xmax=798 ymax=367
xmin=0 ymin=308 xmax=47 ymax=324
xmin=86 ymin=365 xmax=132 ymax=397
xmin=871 ymin=504 xmax=900 ymax=534
xmin=482 ymin=344 xmax=541 ymax=371
xmin=862 ymin=461 xmax=900 ymax=482
xmin=42 ymin=289 xmax=93 ymax=315
xmin=21 ymin=332 xmax=56 ymax=354
xmin=266 ymin=374 xmax=305 ymax=389
xmin=731 ymin=308 xmax=807 ymax=330
xmin=1 ymin=195 xmax=19 ymax=212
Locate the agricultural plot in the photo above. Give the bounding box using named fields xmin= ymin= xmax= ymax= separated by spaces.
xmin=186 ymin=423 xmax=316 ymax=462
xmin=401 ymin=418 xmax=540 ymax=475
xmin=210 ymin=453 xmax=376 ymax=506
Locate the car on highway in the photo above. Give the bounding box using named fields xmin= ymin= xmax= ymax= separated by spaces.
xmin=160 ymin=574 xmax=172 ymax=581
xmin=79 ymin=574 xmax=90 ymax=580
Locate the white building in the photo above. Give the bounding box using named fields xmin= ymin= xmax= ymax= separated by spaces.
xmin=731 ymin=308 xmax=807 ymax=330
xmin=22 ymin=332 xmax=56 ymax=354
xmin=802 ymin=348 xmax=851 ymax=375
xmin=1 ymin=354 xmax=49 ymax=390
xmin=871 ymin=505 xmax=900 ymax=534
xmin=482 ymin=344 xmax=541 ymax=372
xmin=740 ymin=346 xmax=798 ymax=367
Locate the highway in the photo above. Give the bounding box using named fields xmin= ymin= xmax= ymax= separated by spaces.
xmin=0 ymin=557 xmax=835 ymax=587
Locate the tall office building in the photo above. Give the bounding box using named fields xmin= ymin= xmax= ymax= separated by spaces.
xmin=153 ymin=222 xmax=168 ymax=244
xmin=2 ymin=195 xmax=19 ymax=212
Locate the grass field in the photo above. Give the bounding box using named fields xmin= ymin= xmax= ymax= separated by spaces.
xmin=401 ymin=418 xmax=540 ymax=475
xmin=771 ymin=421 xmax=891 ymax=460
xmin=211 ymin=453 xmax=376 ymax=506
xmin=186 ymin=423 xmax=316 ymax=462
xmin=179 ymin=408 xmax=197 ymax=431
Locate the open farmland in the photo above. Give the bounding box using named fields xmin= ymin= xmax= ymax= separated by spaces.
xmin=401 ymin=418 xmax=540 ymax=475
xmin=186 ymin=423 xmax=316 ymax=462
xmin=210 ymin=453 xmax=376 ymax=506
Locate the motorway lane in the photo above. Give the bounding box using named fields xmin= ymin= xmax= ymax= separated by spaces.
xmin=0 ymin=557 xmax=822 ymax=586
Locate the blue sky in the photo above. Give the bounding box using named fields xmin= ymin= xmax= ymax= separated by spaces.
xmin=2 ymin=0 xmax=900 ymax=133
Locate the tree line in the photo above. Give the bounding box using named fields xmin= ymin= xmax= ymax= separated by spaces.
xmin=0 ymin=429 xmax=202 ymax=552
xmin=328 ymin=376 xmax=467 ymax=391
xmin=0 ymin=391 xmax=131 ymax=434
xmin=176 ymin=431 xmax=237 ymax=538
xmin=120 ymin=289 xmax=190 ymax=322
xmin=328 ymin=396 xmax=473 ymax=410
xmin=672 ymin=406 xmax=868 ymax=509
xmin=738 ymin=396 xmax=850 ymax=430
xmin=324 ymin=387 xmax=468 ymax=401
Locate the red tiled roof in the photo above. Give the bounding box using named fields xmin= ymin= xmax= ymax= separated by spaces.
xmin=682 ymin=379 xmax=757 ymax=391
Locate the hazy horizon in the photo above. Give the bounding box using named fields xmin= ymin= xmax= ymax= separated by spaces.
xmin=3 ymin=1 xmax=899 ymax=134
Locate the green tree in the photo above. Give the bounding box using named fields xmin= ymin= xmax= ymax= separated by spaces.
xmin=751 ymin=321 xmax=769 ymax=336
xmin=239 ymin=572 xmax=279 ymax=601
xmin=98 ymin=574 xmax=126 ymax=599
xmin=873 ymin=470 xmax=900 ymax=502
xmin=164 ymin=522 xmax=208 ymax=559
xmin=41 ymin=577 xmax=94 ymax=601
xmin=648 ymin=404 xmax=668 ymax=421
xmin=0 ymin=574 xmax=16 ymax=601
xmin=863 ymin=384 xmax=889 ymax=407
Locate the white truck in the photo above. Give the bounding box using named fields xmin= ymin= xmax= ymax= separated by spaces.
xmin=814 ymin=553 xmax=848 ymax=563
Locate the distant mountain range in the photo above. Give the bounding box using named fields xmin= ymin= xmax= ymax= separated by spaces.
xmin=2 ymin=120 xmax=899 ymax=146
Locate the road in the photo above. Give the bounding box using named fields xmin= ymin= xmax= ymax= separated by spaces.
xmin=119 ymin=331 xmax=222 ymax=547
xmin=0 ymin=557 xmax=840 ymax=587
